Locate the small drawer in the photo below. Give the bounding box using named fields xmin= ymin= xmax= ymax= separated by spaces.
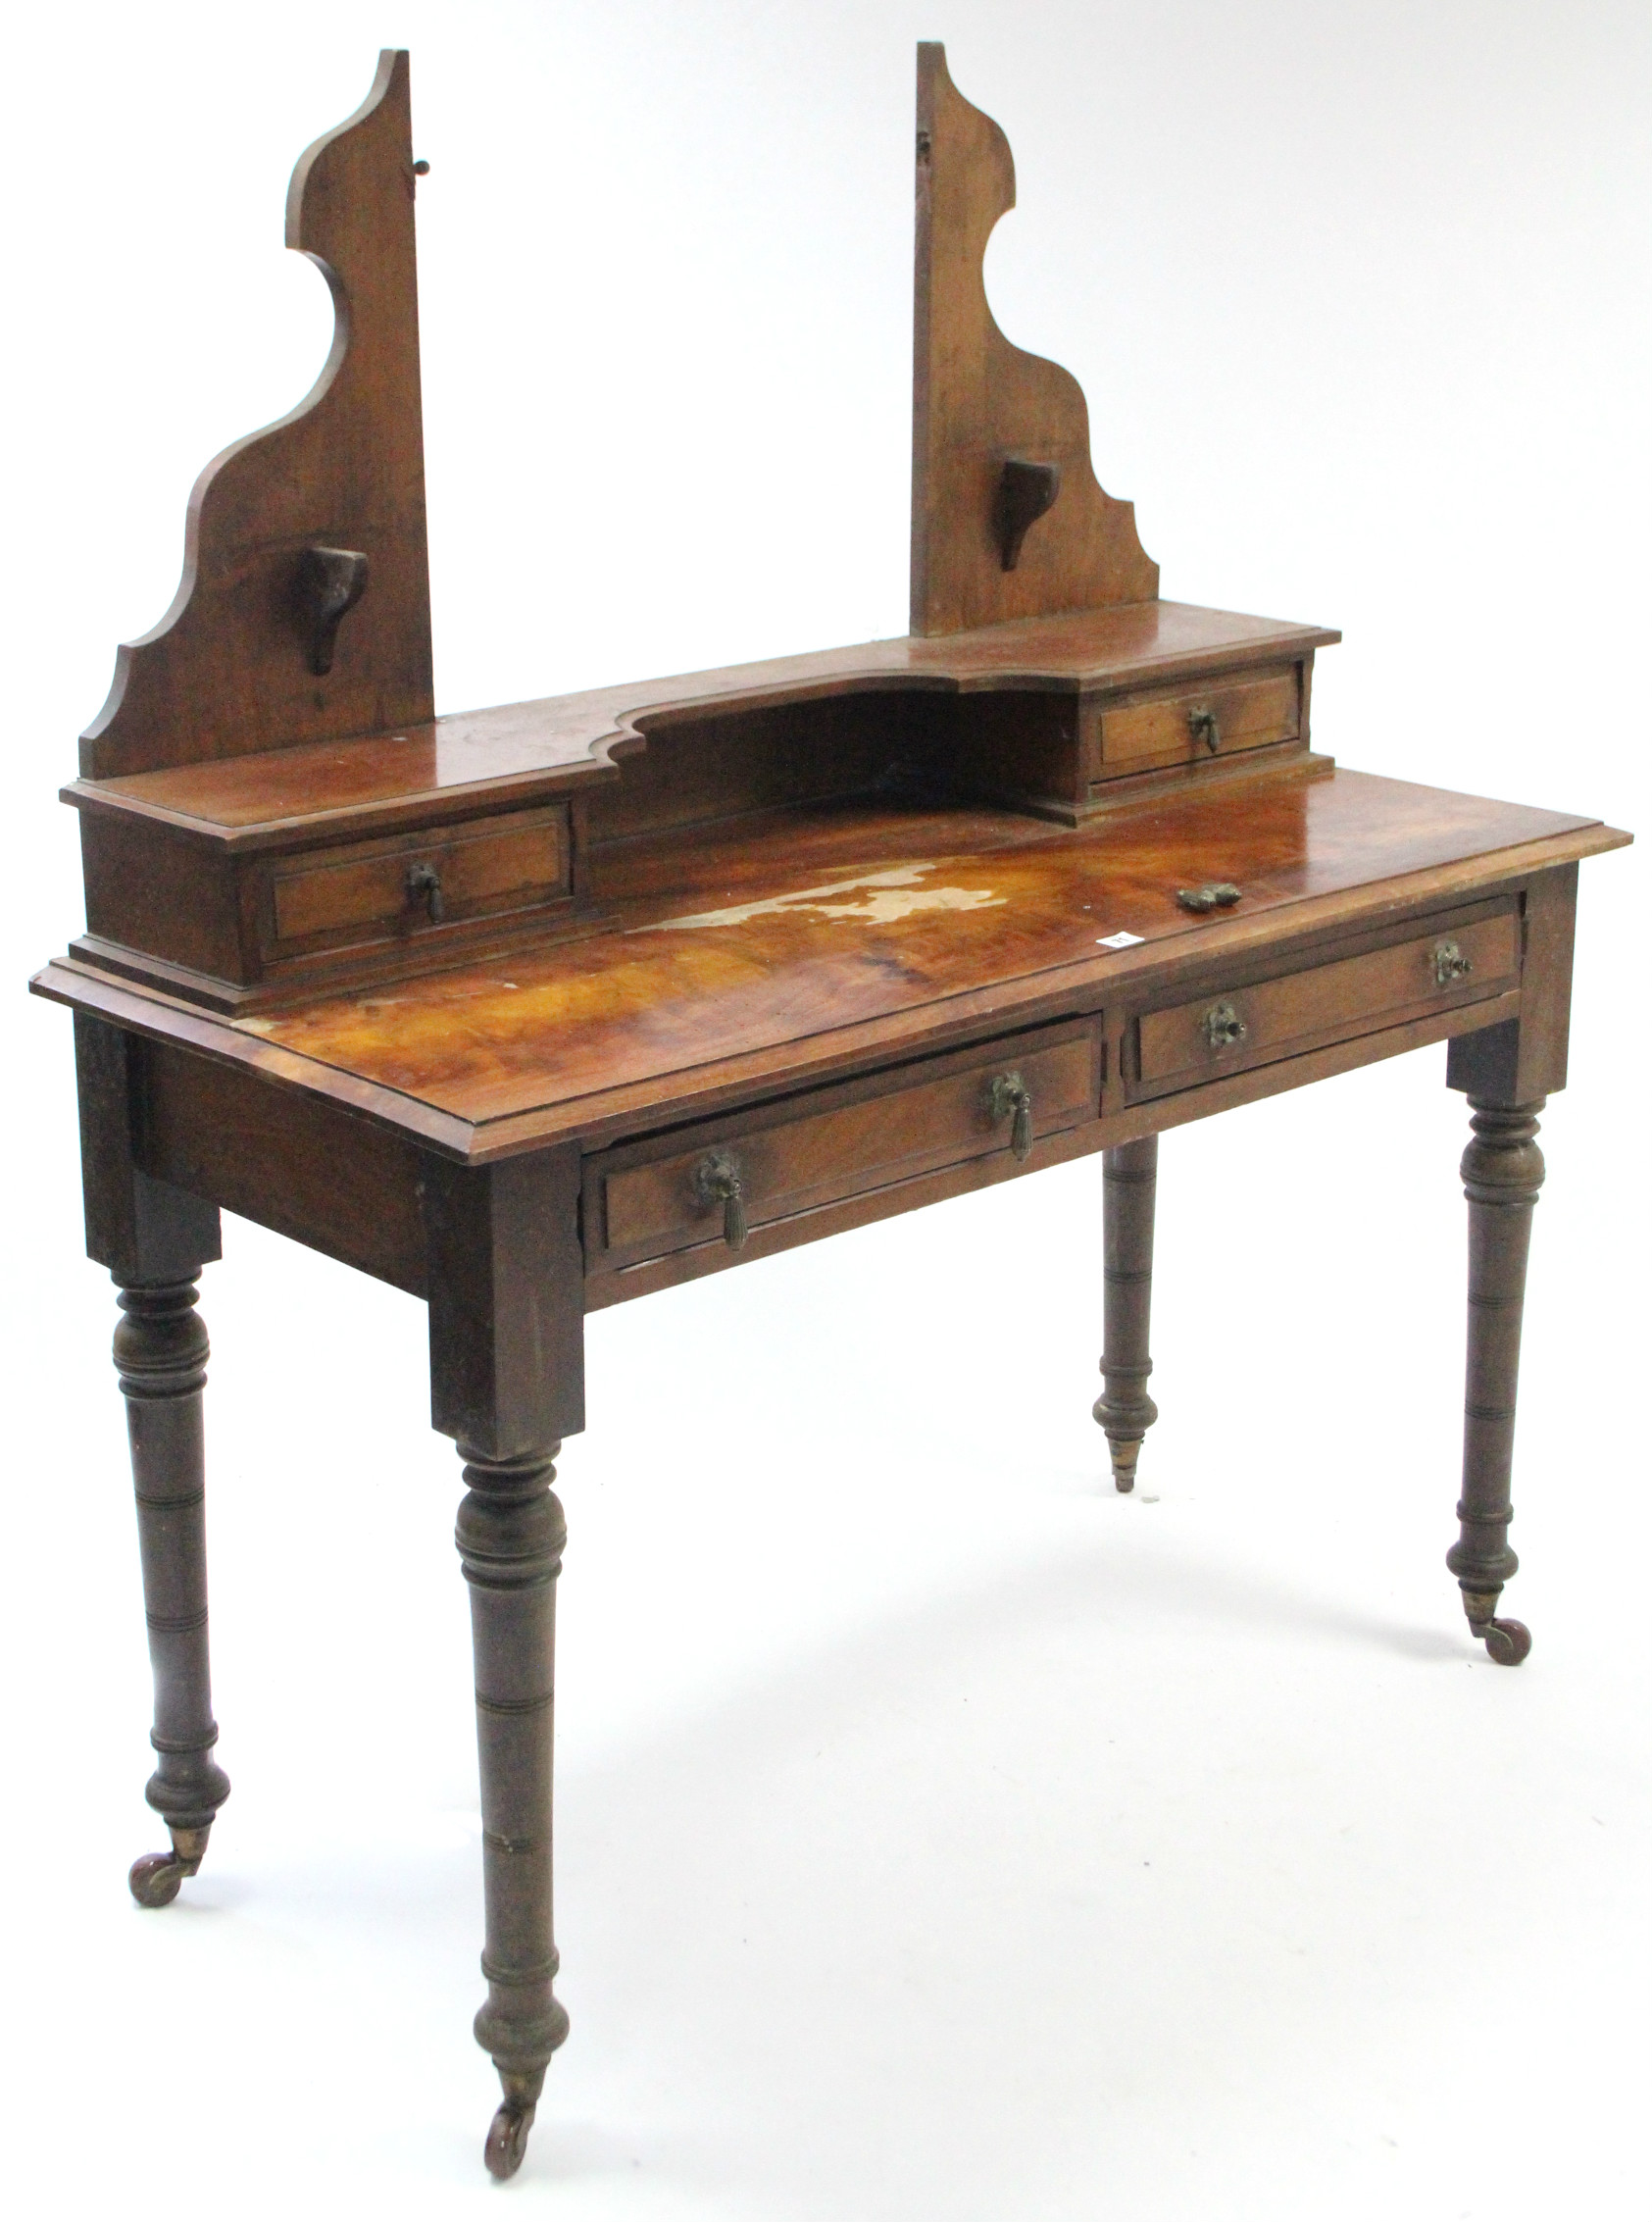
xmin=1094 ymin=664 xmax=1300 ymax=778
xmin=1131 ymin=907 xmax=1521 ymax=1097
xmin=264 ymin=805 xmax=571 ymax=961
xmin=591 ymin=1022 xmax=1102 ymax=1270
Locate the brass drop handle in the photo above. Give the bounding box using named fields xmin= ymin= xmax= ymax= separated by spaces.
xmin=989 ymin=1070 xmax=1034 ymax=1162
xmin=1188 ymin=706 xmax=1221 ymax=754
xmin=693 ymin=1149 xmax=748 ymax=1250
xmin=406 ymin=861 xmax=445 ymax=923
xmin=1201 ymin=1001 xmax=1247 ymax=1050
xmin=1433 ymin=939 xmax=1472 ymax=986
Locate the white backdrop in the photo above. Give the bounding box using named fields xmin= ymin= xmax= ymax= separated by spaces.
xmin=3 ymin=4 xmax=1647 ymax=2218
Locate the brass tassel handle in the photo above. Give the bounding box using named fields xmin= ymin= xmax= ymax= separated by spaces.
xmin=1187 ymin=706 xmax=1221 ymax=754
xmin=693 ymin=1150 xmax=748 ymax=1249
xmin=989 ymin=1070 xmax=1034 ymax=1162
xmin=406 ymin=861 xmax=445 ymax=923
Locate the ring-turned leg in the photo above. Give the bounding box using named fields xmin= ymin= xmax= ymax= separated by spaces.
xmin=1094 ymin=1133 xmax=1160 ymax=1491
xmin=115 ymin=1275 xmax=231 ymax=1903
xmin=424 ymin=1141 xmax=586 ymax=2177
xmin=457 ymin=1441 xmax=571 ymax=2179
xmin=1448 ymin=1097 xmax=1545 ymax=1665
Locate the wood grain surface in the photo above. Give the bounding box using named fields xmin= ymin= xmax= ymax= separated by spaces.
xmin=911 ymin=43 xmax=1158 ymax=633
xmin=78 ymin=51 xmax=432 ymax=781
xmin=200 ymin=769 xmax=1612 ymax=1124
xmin=69 ymin=602 xmax=1337 ymax=847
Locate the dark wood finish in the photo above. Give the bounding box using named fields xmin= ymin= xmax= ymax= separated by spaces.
xmin=911 ymin=43 xmax=1157 ymax=632
xmin=139 ymin=1037 xmax=429 ymax=1295
xmin=63 ymin=601 xmax=1339 ymax=1009
xmin=67 ymin=601 xmax=1338 ymax=842
xmin=1131 ymin=903 xmax=1520 ymax=1097
xmin=1094 ymin=1135 xmax=1160 ymax=1491
xmin=1448 ymin=1098 xmax=1546 ymax=1664
xmin=587 ymin=1020 xmax=1100 ymax=1277
xmin=29 ymin=37 xmax=1634 ymax=2185
xmin=75 ymin=1016 xmax=230 ymax=1906
xmin=74 ymin=1014 xmax=223 ymax=1282
xmin=455 ymin=1440 xmax=571 ymax=2179
xmin=427 ymin=1151 xmax=582 ymax=2172
xmin=80 ymin=52 xmax=431 ymax=780
xmin=1095 ymin=664 xmax=1301 ymax=777
xmin=1447 ymin=862 xmax=1578 ymax=1103
xmin=422 ymin=1146 xmax=585 ymax=1459
xmin=589 ymin=981 xmax=1530 ymax=1312
xmin=994 ymin=458 xmax=1064 ymax=572
xmin=37 ymin=796 xmax=1625 ymax=1175
xmin=267 ymin=805 xmax=568 ymax=952
xmin=64 ymin=776 xmax=1605 ymax=1142
xmin=114 ymin=1270 xmax=232 ymax=1906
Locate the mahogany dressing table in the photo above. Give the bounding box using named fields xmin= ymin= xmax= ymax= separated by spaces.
xmin=31 ymin=45 xmax=1630 ymax=2180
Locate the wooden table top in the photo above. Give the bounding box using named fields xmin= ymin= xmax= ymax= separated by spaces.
xmin=37 ymin=764 xmax=1627 ymax=1162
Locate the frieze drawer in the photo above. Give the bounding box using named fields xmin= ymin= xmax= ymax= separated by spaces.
xmin=1129 ymin=906 xmax=1521 ymax=1097
xmin=589 ymin=1021 xmax=1102 ymax=1272
xmin=263 ymin=803 xmax=572 ymax=963
xmin=1093 ymin=664 xmax=1300 ymax=779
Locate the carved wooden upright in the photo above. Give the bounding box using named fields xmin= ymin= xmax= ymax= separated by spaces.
xmin=32 ymin=38 xmax=1629 ymax=2184
xmin=80 ymin=50 xmax=431 ymax=781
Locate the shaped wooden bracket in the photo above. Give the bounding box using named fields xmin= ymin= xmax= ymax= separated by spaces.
xmin=295 ymin=545 xmax=370 ymax=675
xmin=994 ymin=458 xmax=1062 ymax=571
xmin=80 ymin=50 xmax=432 ymax=779
xmin=911 ymin=43 xmax=1157 ymax=635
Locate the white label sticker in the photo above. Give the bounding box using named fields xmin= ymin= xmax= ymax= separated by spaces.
xmin=1096 ymin=930 xmax=1145 ymax=949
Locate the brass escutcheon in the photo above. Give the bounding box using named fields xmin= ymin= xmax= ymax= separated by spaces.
xmin=1201 ymin=1001 xmax=1247 ymax=1050
xmin=1433 ymin=939 xmax=1472 ymax=987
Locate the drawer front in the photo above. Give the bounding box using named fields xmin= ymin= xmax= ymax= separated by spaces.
xmin=1095 ymin=664 xmax=1299 ymax=776
xmin=1133 ymin=908 xmax=1520 ymax=1096
xmin=593 ymin=1024 xmax=1102 ymax=1269
xmin=266 ymin=805 xmax=570 ymax=958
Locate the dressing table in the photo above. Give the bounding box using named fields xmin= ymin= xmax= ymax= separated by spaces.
xmin=31 ymin=44 xmax=1629 ymax=2179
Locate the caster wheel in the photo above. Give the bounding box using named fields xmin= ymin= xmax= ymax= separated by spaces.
xmin=128 ymin=1852 xmax=185 ymax=1908
xmin=1482 ymin=1618 xmax=1532 ymax=1667
xmin=484 ymin=2098 xmax=535 ymax=2180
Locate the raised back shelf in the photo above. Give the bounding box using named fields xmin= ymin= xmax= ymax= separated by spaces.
xmin=62 ymin=46 xmax=1337 ymax=1017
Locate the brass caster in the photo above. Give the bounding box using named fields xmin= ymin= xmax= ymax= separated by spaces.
xmin=484 ymin=2096 xmax=536 ymax=2180
xmin=1480 ymin=1617 xmax=1532 ymax=1667
xmin=127 ymin=1826 xmax=209 ymax=1907
xmin=1108 ymin=1440 xmax=1140 ymax=1494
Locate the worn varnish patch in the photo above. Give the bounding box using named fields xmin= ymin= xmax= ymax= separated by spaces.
xmin=630 ymin=863 xmax=1008 ymax=934
xmin=230 ymin=770 xmax=1604 ymax=1128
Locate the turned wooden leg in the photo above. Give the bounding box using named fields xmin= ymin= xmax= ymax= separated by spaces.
xmin=1094 ymin=1133 xmax=1160 ymax=1491
xmin=115 ymin=1275 xmax=231 ymax=1904
xmin=1447 ymin=1097 xmax=1545 ymax=1665
xmin=456 ymin=1441 xmax=571 ymax=2179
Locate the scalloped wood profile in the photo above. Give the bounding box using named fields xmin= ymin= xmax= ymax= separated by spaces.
xmin=80 ymin=50 xmax=432 ymax=780
xmin=911 ymin=43 xmax=1158 ymax=637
